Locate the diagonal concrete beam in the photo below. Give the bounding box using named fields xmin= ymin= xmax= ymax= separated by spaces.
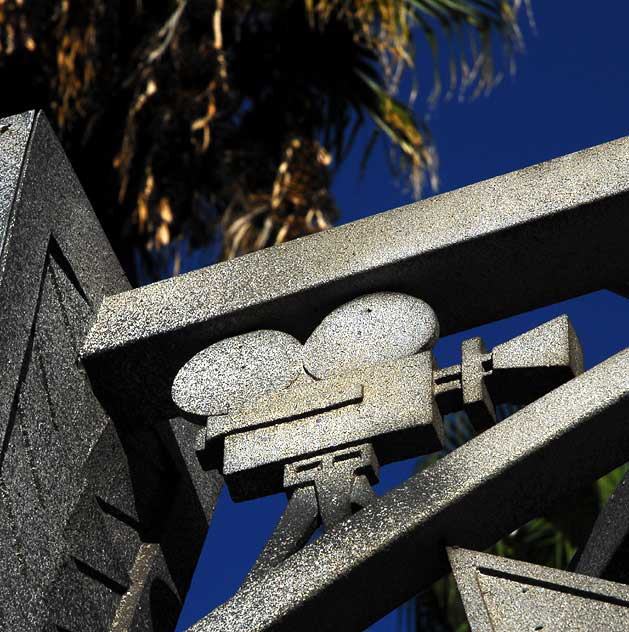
xmin=187 ymin=348 xmax=629 ymax=632
xmin=82 ymin=137 xmax=629 ymax=417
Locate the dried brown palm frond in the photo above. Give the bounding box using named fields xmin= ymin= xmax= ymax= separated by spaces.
xmin=309 ymin=0 xmax=528 ymax=195
xmin=0 ymin=0 xmax=529 ymax=283
xmin=113 ymin=0 xmax=239 ymax=257
xmin=222 ymin=136 xmax=338 ymax=259
xmin=0 ymin=0 xmax=36 ymax=54
xmin=309 ymin=1 xmax=527 ymax=89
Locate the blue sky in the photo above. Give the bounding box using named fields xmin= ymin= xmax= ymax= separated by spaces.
xmin=176 ymin=5 xmax=629 ymax=630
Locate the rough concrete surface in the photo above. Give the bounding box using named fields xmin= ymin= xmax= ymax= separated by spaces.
xmin=0 ymin=111 xmax=220 ymax=631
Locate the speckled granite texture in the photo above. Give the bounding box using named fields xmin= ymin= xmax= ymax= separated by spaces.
xmin=0 ymin=112 xmax=220 ymax=631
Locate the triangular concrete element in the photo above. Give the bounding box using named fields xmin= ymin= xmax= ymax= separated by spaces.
xmin=0 ymin=111 xmax=35 ymax=260
xmin=490 ymin=315 xmax=583 ymax=403
xmin=448 ymin=547 xmax=629 ymax=631
xmin=492 ymin=314 xmax=583 ymax=373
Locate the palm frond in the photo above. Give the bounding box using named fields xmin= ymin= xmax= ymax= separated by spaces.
xmin=308 ymin=0 xmax=528 ymax=199
xmin=0 ymin=0 xmax=530 ymax=282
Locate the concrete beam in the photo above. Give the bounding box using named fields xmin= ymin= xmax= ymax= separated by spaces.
xmin=82 ymin=137 xmax=629 ymax=416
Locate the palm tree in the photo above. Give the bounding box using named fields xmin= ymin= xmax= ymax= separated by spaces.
xmin=0 ymin=0 xmax=528 ymax=284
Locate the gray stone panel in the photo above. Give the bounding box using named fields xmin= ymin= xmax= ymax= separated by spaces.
xmin=0 ymin=111 xmax=220 ymax=631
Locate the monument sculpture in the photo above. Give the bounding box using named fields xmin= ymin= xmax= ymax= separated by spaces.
xmin=0 ymin=110 xmax=628 ymax=631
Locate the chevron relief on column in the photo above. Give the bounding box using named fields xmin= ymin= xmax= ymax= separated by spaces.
xmin=0 ymin=234 xmax=114 ymax=630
